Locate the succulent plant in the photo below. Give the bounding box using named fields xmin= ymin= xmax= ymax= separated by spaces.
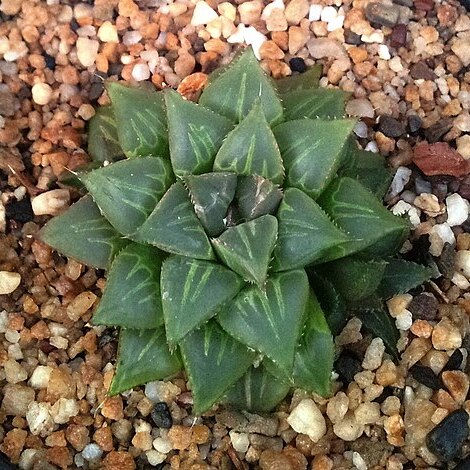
xmin=40 ymin=47 xmax=431 ymax=414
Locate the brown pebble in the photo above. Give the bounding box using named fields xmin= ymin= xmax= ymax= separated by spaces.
xmin=101 ymin=396 xmax=124 ymax=420
xmin=441 ymin=370 xmax=470 ymax=404
xmin=103 ymin=450 xmax=136 ymax=470
xmin=259 ymin=449 xmax=294 ymax=470
xmin=93 ymin=426 xmax=114 ymax=452
xmin=46 ymin=446 xmax=73 ymax=470
xmin=65 ymin=424 xmax=90 ymax=451
xmin=0 ymin=429 xmax=27 ymax=463
xmin=433 ymin=389 xmax=459 ymax=412
xmin=259 ymin=40 xmax=285 ymax=60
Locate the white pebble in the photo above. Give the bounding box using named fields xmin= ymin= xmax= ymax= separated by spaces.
xmin=0 ymin=271 xmax=21 ymax=294
xmin=26 ymin=402 xmax=54 ymax=436
xmin=82 ymin=443 xmax=103 ymax=461
xmin=365 ymin=141 xmax=379 ymax=152
xmin=32 ymin=83 xmax=53 ymax=105
xmin=389 ymin=56 xmax=403 ymax=72
xmin=446 ymin=193 xmax=469 ymax=226
xmin=362 ymin=337 xmax=385 ymax=370
xmin=321 ymin=6 xmax=337 ymax=22
xmin=123 ymin=30 xmax=142 ymax=46
xmin=333 ymin=412 xmax=364 ymax=441
xmin=327 ymin=15 xmax=344 ymax=31
xmin=153 ymin=436 xmax=173 ymax=454
xmin=308 ymin=3 xmax=323 ymax=21
xmin=51 ymin=397 xmax=79 ymax=424
xmin=346 ymin=98 xmax=375 ymax=118
xmin=227 ymin=24 xmax=246 ymax=44
xmin=353 ymin=121 xmax=368 ymax=138
xmin=0 ymin=310 xmax=7 ymax=333
xmin=287 ymin=399 xmax=326 ymax=443
xmin=145 ymin=381 xmax=181 ymax=403
xmin=76 ymin=37 xmax=99 ymax=67
xmin=229 ymin=431 xmax=250 ymax=453
xmin=98 ymin=21 xmax=118 ymax=43
xmin=146 ymin=450 xmax=166 ymax=466
xmin=386 ymin=166 xmax=412 ymax=199
xmin=395 ymin=310 xmax=413 ymax=331
xmin=132 ymin=63 xmax=150 ymax=81
xmin=429 ymin=223 xmax=456 ymax=257
xmin=261 ymin=0 xmax=284 ymax=20
xmin=361 ymin=30 xmax=384 ymax=43
xmin=4 ymin=358 xmax=28 ymax=384
xmin=378 ymin=44 xmax=391 ymax=60
xmin=456 ymin=250 xmax=470 ymax=279
xmin=29 ymin=366 xmax=53 ymax=389
xmin=140 ymin=50 xmax=160 ymax=73
xmin=352 ymin=452 xmax=368 ymax=470
xmin=243 ymin=26 xmax=267 ymax=60
xmin=5 ymin=328 xmax=20 ymax=343
xmin=31 ymin=189 xmax=70 ymax=216
xmin=191 ymin=1 xmax=219 ymax=26
xmin=452 ymin=272 xmax=470 ymax=289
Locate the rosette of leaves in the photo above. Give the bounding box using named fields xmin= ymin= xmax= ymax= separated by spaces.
xmin=40 ymin=47 xmax=431 ymax=414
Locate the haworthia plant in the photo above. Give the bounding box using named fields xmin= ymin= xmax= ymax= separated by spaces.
xmin=40 ymin=47 xmax=431 ymax=415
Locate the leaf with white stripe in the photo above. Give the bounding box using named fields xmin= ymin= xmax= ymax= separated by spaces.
xmin=164 ymin=90 xmax=233 ymax=176
xmin=317 ymin=177 xmax=410 ymax=258
xmin=213 ymin=103 xmax=284 ymax=184
xmin=180 ymin=320 xmax=256 ymax=414
xmin=87 ymin=105 xmax=123 ymax=163
xmin=109 ymin=327 xmax=182 ymax=395
xmin=273 ymin=118 xmax=356 ymax=198
xmin=199 ymin=47 xmax=283 ymax=125
xmin=223 ymin=364 xmax=290 ymax=412
xmin=107 ymin=82 xmax=168 ymax=158
xmin=273 ymin=188 xmax=348 ymax=271
xmin=212 ymin=215 xmax=278 ymax=285
xmin=217 ymin=270 xmax=309 ymax=376
xmin=81 ymin=157 xmax=174 ymax=236
xmin=282 ymin=89 xmax=350 ymax=120
xmin=184 ymin=172 xmax=237 ymax=237
xmin=93 ymin=244 xmax=164 ymax=329
xmin=39 ymin=195 xmax=128 ymax=269
xmin=134 ymin=182 xmax=215 ymax=260
xmin=161 ymin=255 xmax=244 ymax=346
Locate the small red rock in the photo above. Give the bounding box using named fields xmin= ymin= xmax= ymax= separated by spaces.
xmin=414 ymin=0 xmax=434 ymax=11
xmin=413 ymin=142 xmax=470 ymax=177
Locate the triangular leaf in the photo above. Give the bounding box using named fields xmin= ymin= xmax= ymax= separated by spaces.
xmin=275 ymin=64 xmax=322 ymax=94
xmin=318 ymin=177 xmax=410 ymax=259
xmin=180 ymin=320 xmax=256 ymax=414
xmin=273 ymin=188 xmax=348 ymax=271
xmin=317 ymin=256 xmax=387 ymax=302
xmin=199 ymin=46 xmax=283 ymax=125
xmin=339 ymin=139 xmax=392 ymax=198
xmin=292 ymin=291 xmax=334 ymax=396
xmin=39 ymin=195 xmax=128 ymax=269
xmin=161 ymin=255 xmax=244 ymax=346
xmin=106 ymin=82 xmax=168 ymax=158
xmin=377 ymin=258 xmax=433 ymax=299
xmin=165 ymin=90 xmax=233 ymax=176
xmin=223 ymin=364 xmax=290 ymax=412
xmin=282 ymin=89 xmax=350 ymax=120
xmin=236 ymin=175 xmax=283 ymax=222
xmin=134 ymin=182 xmax=215 ymax=260
xmin=308 ymin=272 xmax=348 ymax=335
xmin=81 ymin=157 xmax=174 ymax=236
xmin=93 ymin=244 xmax=164 ymax=329
xmin=349 ymin=296 xmax=399 ymax=359
xmin=217 ymin=270 xmax=309 ymax=376
xmin=87 ymin=105 xmax=123 ymax=163
xmin=213 ymin=103 xmax=284 ymax=184
xmin=184 ymin=172 xmax=237 ymax=237
xmin=212 ymin=215 xmax=278 ymax=285
xmin=273 ymin=118 xmax=356 ymax=198
xmin=109 ymin=327 xmax=182 ymax=395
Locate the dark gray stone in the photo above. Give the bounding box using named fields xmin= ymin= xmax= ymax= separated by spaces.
xmin=365 ymin=2 xmax=400 ymax=27
xmin=378 ymin=115 xmax=406 ymax=138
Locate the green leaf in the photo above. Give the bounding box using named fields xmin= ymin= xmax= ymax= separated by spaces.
xmin=134 ymin=182 xmax=215 ymax=260
xmin=318 ymin=177 xmax=410 ymax=259
xmin=161 ymin=255 xmax=244 ymax=346
xmin=282 ymin=89 xmax=350 ymax=120
xmin=184 ymin=172 xmax=237 ymax=237
xmin=180 ymin=320 xmax=256 ymax=414
xmin=291 ymin=292 xmax=334 ymax=396
xmin=224 ymin=364 xmax=290 ymax=412
xmin=164 ymin=90 xmax=233 ymax=176
xmin=213 ymin=103 xmax=284 ymax=184
xmin=309 ymin=272 xmax=348 ymax=335
xmin=275 ymin=64 xmax=322 ymax=94
xmin=273 ymin=118 xmax=356 ymax=198
xmin=39 ymin=195 xmax=127 ymax=269
xmin=317 ymin=256 xmax=387 ymax=302
xmin=273 ymin=188 xmax=348 ymax=271
xmin=236 ymin=175 xmax=283 ymax=222
xmin=87 ymin=105 xmax=123 ymax=163
xmin=350 ymin=296 xmax=399 ymax=359
xmin=377 ymin=258 xmax=433 ymax=299
xmin=212 ymin=215 xmax=278 ymax=285
xmin=81 ymin=157 xmax=174 ymax=236
xmin=218 ymin=270 xmax=309 ymax=376
xmin=106 ymin=82 xmax=168 ymax=158
xmin=199 ymin=47 xmax=283 ymax=125
xmin=339 ymin=140 xmax=392 ymax=198
xmin=93 ymin=244 xmax=164 ymax=329
xmin=109 ymin=327 xmax=182 ymax=395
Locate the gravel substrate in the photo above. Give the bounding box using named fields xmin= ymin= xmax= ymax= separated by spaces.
xmin=2 ymin=0 xmax=470 ymax=469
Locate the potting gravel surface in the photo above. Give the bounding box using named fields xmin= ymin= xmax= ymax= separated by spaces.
xmin=1 ymin=0 xmax=470 ymax=468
